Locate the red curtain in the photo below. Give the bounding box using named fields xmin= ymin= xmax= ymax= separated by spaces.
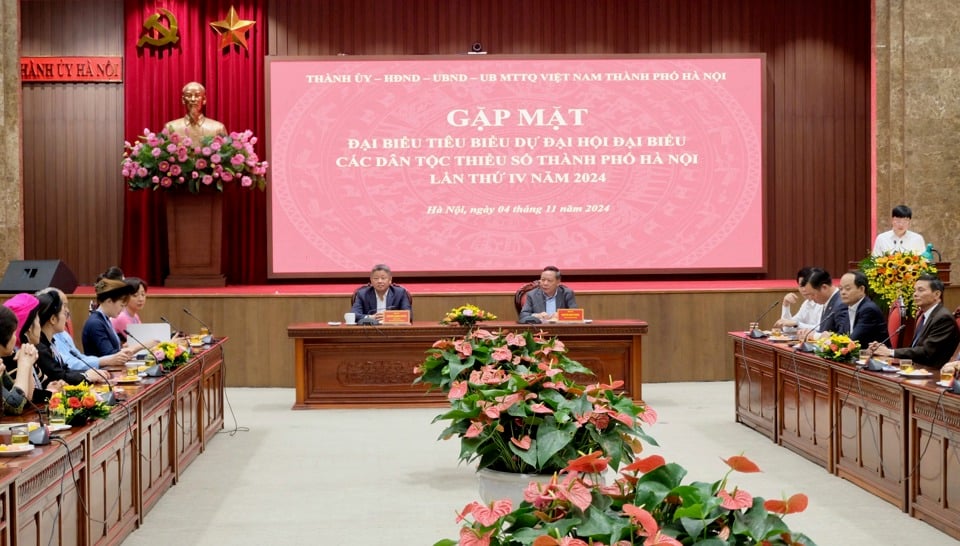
xmin=121 ymin=0 xmax=267 ymax=285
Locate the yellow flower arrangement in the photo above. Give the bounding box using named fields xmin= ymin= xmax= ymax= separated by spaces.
xmin=860 ymin=251 xmax=936 ymax=316
xmin=814 ymin=332 xmax=860 ymax=362
xmin=440 ymin=304 xmax=497 ymax=327
xmin=48 ymin=383 xmax=111 ymax=426
xmin=151 ymin=340 xmax=191 ymax=370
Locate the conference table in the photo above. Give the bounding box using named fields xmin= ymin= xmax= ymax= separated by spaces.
xmin=0 ymin=338 xmax=226 ymax=546
xmin=288 ymin=320 xmax=648 ymax=408
xmin=731 ymin=332 xmax=960 ymax=540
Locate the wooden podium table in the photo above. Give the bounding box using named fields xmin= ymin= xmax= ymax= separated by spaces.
xmin=0 ymin=338 xmax=226 ymax=546
xmin=289 ymin=320 xmax=647 ymax=409
xmin=731 ymin=332 xmax=960 ymax=539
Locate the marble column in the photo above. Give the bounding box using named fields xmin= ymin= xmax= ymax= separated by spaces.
xmin=0 ymin=0 xmax=23 ymax=268
xmin=875 ymin=0 xmax=960 ymax=264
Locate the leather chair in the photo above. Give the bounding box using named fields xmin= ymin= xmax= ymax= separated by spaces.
xmin=887 ymin=298 xmax=905 ymax=348
xmin=513 ymin=280 xmax=540 ymax=314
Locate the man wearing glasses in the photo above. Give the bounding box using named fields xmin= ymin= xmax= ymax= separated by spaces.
xmin=518 ymin=266 xmax=577 ymax=324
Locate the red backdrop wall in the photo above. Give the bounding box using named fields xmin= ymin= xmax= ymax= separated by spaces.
xmin=121 ymin=0 xmax=267 ymax=285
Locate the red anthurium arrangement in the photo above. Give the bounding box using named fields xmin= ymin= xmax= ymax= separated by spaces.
xmin=414 ymin=329 xmax=656 ymax=475
xmin=436 ymin=452 xmax=815 ymax=545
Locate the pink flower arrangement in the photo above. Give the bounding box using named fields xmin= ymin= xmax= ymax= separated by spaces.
xmin=122 ymin=128 xmax=268 ymax=193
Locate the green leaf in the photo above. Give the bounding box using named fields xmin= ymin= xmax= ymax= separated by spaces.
xmin=535 ymin=421 xmax=576 ymax=468
xmin=678 ymin=515 xmax=708 ymax=537
xmin=570 ymin=505 xmax=619 ymax=538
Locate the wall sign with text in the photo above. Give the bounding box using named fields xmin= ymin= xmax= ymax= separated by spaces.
xmin=20 ymin=57 xmax=122 ymax=82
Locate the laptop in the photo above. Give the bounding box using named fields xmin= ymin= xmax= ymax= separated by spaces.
xmin=124 ymin=322 xmax=172 ymax=355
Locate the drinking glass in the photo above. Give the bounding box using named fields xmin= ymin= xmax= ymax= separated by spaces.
xmin=10 ymin=425 xmax=28 ymax=444
xmin=899 ymin=359 xmax=913 ymax=372
xmin=49 ymin=406 xmax=66 ymax=426
xmin=941 ymin=370 xmax=955 ymax=385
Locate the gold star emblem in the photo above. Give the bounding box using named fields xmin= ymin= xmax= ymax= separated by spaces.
xmin=209 ymin=6 xmax=256 ymax=50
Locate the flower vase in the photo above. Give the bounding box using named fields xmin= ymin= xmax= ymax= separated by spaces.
xmin=476 ymin=468 xmax=553 ymax=507
xmin=164 ymin=190 xmax=226 ymax=287
xmin=66 ymin=414 xmax=88 ymax=427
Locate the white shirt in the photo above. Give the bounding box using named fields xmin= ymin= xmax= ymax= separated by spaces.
xmin=847 ymin=298 xmax=863 ymax=332
xmin=780 ymin=299 xmax=824 ymax=330
xmin=872 ymin=230 xmax=925 ymax=256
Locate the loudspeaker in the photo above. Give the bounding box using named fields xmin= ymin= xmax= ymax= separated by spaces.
xmin=0 ymin=260 xmax=78 ymax=294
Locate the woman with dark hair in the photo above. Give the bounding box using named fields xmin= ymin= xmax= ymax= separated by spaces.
xmin=112 ymin=277 xmax=147 ymax=343
xmin=36 ymin=290 xmax=103 ymax=386
xmin=82 ymin=277 xmax=136 ymax=358
xmin=0 ymin=296 xmax=40 ymax=415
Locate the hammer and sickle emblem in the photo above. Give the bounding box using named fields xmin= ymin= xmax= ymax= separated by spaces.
xmin=137 ymin=8 xmax=180 ymax=48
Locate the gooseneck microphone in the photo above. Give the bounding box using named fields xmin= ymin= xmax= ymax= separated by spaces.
xmin=748 ymin=300 xmax=781 ymax=339
xmin=160 ymin=315 xmax=184 ymax=337
xmin=63 ymin=345 xmax=119 ymax=405
xmin=182 ymin=308 xmax=213 ymax=336
xmin=24 ymin=397 xmax=51 ymax=445
xmin=796 ymin=311 xmax=836 ymax=353
xmin=862 ymin=325 xmax=906 ymax=371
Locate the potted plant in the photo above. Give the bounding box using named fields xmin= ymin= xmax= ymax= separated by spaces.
xmin=122 ymin=127 xmax=269 ymax=285
xmin=438 ymin=451 xmax=816 ymax=545
xmin=414 ymin=328 xmax=655 ymax=501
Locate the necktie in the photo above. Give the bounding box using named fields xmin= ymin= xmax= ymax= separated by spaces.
xmin=912 ymin=313 xmax=927 ymax=347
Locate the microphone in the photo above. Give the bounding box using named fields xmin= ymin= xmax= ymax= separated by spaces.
xmin=65 ymin=346 xmax=119 ymax=405
xmin=124 ymin=329 xmax=164 ymax=377
xmin=795 ymin=311 xmax=835 ymax=353
xmin=160 ymin=315 xmax=184 ymax=337
xmin=748 ymin=300 xmax=781 ymax=339
xmin=182 ymin=308 xmax=213 ymax=338
xmin=862 ymin=325 xmax=906 ymax=371
xmin=24 ymin=398 xmax=51 ymax=445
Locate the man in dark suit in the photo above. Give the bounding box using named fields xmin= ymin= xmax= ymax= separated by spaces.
xmin=518 ymin=266 xmax=577 ymax=323
xmin=868 ymin=274 xmax=960 ymax=368
xmin=349 ymin=264 xmax=412 ymax=323
xmin=799 ymin=268 xmax=848 ymax=337
xmin=837 ymin=270 xmax=887 ymax=345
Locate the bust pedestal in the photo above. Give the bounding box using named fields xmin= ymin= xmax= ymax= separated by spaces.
xmin=164 ymin=191 xmax=226 ymax=287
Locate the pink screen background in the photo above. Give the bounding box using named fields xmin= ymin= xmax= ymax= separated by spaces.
xmin=267 ymin=56 xmax=763 ymax=277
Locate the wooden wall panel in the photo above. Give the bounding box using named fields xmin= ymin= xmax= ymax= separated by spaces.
xmin=20 ymin=0 xmax=124 ymax=283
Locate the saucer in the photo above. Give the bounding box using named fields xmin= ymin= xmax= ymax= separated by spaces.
xmin=898 ymin=369 xmax=933 ymax=377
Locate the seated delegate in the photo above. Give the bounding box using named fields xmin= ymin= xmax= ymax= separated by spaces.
xmin=773 ymin=267 xmax=823 ymax=331
xmin=867 ymin=274 xmax=960 ymax=368
xmin=0 ymin=305 xmax=39 ymax=415
xmin=39 ymin=287 xmax=134 ymax=371
xmin=350 ymin=264 xmax=412 ymax=322
xmin=36 ymin=290 xmax=105 ymax=386
xmin=519 ymin=265 xmax=577 ymax=323
xmin=82 ymin=277 xmax=136 ymax=358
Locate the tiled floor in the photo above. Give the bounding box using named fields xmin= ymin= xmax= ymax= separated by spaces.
xmin=122 ymin=383 xmax=955 ymax=546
